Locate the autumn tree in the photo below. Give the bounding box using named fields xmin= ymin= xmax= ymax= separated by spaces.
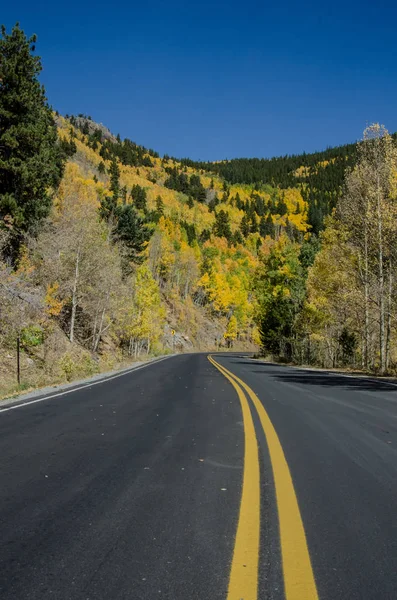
xmin=114 ymin=264 xmax=165 ymax=356
xmin=35 ymin=169 xmax=122 ymax=345
xmin=338 ymin=124 xmax=397 ymax=372
xmin=224 ymin=315 xmax=238 ymax=347
xmin=255 ymin=236 xmax=305 ymax=359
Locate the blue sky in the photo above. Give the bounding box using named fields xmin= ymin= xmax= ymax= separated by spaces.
xmin=3 ymin=1 xmax=397 ymax=160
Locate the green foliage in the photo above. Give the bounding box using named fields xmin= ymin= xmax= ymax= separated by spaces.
xmin=164 ymin=167 xmax=206 ymax=201
xmin=259 ymin=213 xmax=275 ymax=238
xmin=131 ymin=184 xmax=147 ymax=211
xmin=99 ymin=193 xmax=117 ymax=221
xmin=114 ymin=204 xmax=152 ymax=270
xmin=59 ymin=352 xmax=75 ymax=381
xmin=99 ymin=136 xmax=153 ymax=168
xmin=180 ymin=140 xmax=365 ymax=232
xmin=59 ymin=137 xmax=77 ymax=157
xmin=339 ymin=327 xmax=357 ymax=364
xmin=299 ymin=236 xmax=321 ymax=273
xmin=180 ymin=221 xmax=197 ymax=246
xmin=20 ymin=324 xmax=44 ymax=348
xmin=213 ymin=209 xmax=232 ymax=241
xmin=0 ymin=23 xmax=65 ymax=241
xmin=109 ymin=157 xmax=120 ymax=202
xmin=155 ymin=195 xmax=164 ymax=215
xmin=240 ymin=214 xmax=250 ymax=237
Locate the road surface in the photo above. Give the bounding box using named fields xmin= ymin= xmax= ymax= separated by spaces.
xmin=1 ymin=353 xmax=397 ymax=599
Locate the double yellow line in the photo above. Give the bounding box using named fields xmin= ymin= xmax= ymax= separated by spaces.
xmin=208 ymin=355 xmax=319 ymax=600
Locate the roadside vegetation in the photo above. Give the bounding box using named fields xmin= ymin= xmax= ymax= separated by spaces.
xmin=1 ymin=23 xmax=396 ymax=399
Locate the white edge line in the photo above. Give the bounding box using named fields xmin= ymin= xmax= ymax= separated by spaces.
xmin=0 ymin=355 xmax=173 ymax=414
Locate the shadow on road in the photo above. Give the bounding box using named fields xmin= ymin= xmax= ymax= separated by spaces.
xmin=255 ymin=370 xmax=397 ymax=392
xmin=217 ymin=356 xmax=397 ymax=392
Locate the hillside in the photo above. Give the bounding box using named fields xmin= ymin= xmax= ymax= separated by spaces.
xmin=1 ymin=96 xmax=311 ymax=396
xmin=181 ymin=142 xmax=361 ymax=234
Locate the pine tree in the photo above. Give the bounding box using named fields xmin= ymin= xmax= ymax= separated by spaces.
xmin=121 ymin=185 xmax=128 ymax=205
xmin=259 ymin=213 xmax=275 ymax=238
xmin=232 ymin=230 xmax=244 ymax=245
xmin=213 ymin=210 xmax=232 ymax=241
xmin=0 ymin=24 xmax=65 ymax=244
xmin=131 ymin=184 xmax=147 ymax=211
xmin=235 ymin=192 xmax=243 ymax=210
xmin=240 ymin=214 xmax=250 ymax=237
xmin=276 ymin=195 xmax=288 ymax=216
xmin=114 ymin=204 xmax=152 ymax=271
xmin=155 ymin=195 xmax=164 ymax=215
xmin=250 ymin=213 xmax=259 ymax=233
xmin=187 ymin=195 xmax=194 ymax=209
xmin=109 ymin=157 xmax=120 ymax=202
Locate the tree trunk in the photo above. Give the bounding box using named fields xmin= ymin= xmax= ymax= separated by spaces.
xmin=363 ymin=226 xmax=370 ymax=370
xmin=386 ymin=258 xmax=392 ymax=371
xmin=376 ymin=174 xmax=386 ymax=373
xmin=93 ymin=306 xmax=106 ymax=352
xmin=69 ymin=247 xmax=80 ymax=343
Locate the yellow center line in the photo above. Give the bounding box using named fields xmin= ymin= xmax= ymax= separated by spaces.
xmin=209 ymin=355 xmax=319 ymax=600
xmin=208 ymin=355 xmax=260 ymax=600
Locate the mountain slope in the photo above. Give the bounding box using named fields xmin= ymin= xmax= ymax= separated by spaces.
xmin=0 ymin=112 xmax=312 ymax=396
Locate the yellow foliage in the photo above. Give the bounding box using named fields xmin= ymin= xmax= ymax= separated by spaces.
xmin=45 ymin=282 xmax=64 ymax=316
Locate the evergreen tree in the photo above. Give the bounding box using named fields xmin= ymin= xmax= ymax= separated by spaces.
xmin=208 ymin=194 xmax=219 ymax=212
xmin=250 ymin=213 xmax=259 ymax=233
xmin=114 ymin=204 xmax=152 ymax=270
xmin=232 ymin=230 xmax=244 ymax=245
xmin=99 ymin=194 xmax=117 ymax=222
xmin=181 ymin=221 xmax=197 ymax=246
xmin=276 ymin=195 xmax=288 ymax=216
xmin=213 ymin=210 xmax=232 ymax=241
xmin=254 ymin=194 xmax=265 ymax=216
xmin=98 ymin=161 xmax=106 ymax=174
xmin=187 ymin=195 xmax=194 ymax=209
xmin=121 ymin=185 xmax=128 ymax=205
xmin=109 ymin=157 xmax=120 ymax=202
xmin=155 ymin=195 xmax=164 ymax=215
xmin=239 ymin=213 xmax=250 ymax=237
xmin=285 ymin=217 xmax=296 ymax=240
xmin=259 ymin=213 xmax=275 ymax=238
xmin=190 ymin=174 xmax=206 ymax=202
xmin=59 ymin=137 xmax=77 ymax=157
xmin=199 ymin=228 xmax=211 ymax=243
xmin=131 ymin=184 xmax=147 ymax=211
xmin=259 ymin=215 xmax=267 ymax=237
xmin=235 ymin=192 xmax=243 ymax=210
xmin=0 ymin=23 xmax=65 ymax=243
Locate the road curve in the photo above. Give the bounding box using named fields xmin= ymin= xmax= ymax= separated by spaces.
xmin=1 ymin=353 xmax=397 ymax=599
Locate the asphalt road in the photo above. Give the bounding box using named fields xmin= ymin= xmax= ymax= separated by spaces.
xmin=1 ymin=353 xmax=397 ymax=599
